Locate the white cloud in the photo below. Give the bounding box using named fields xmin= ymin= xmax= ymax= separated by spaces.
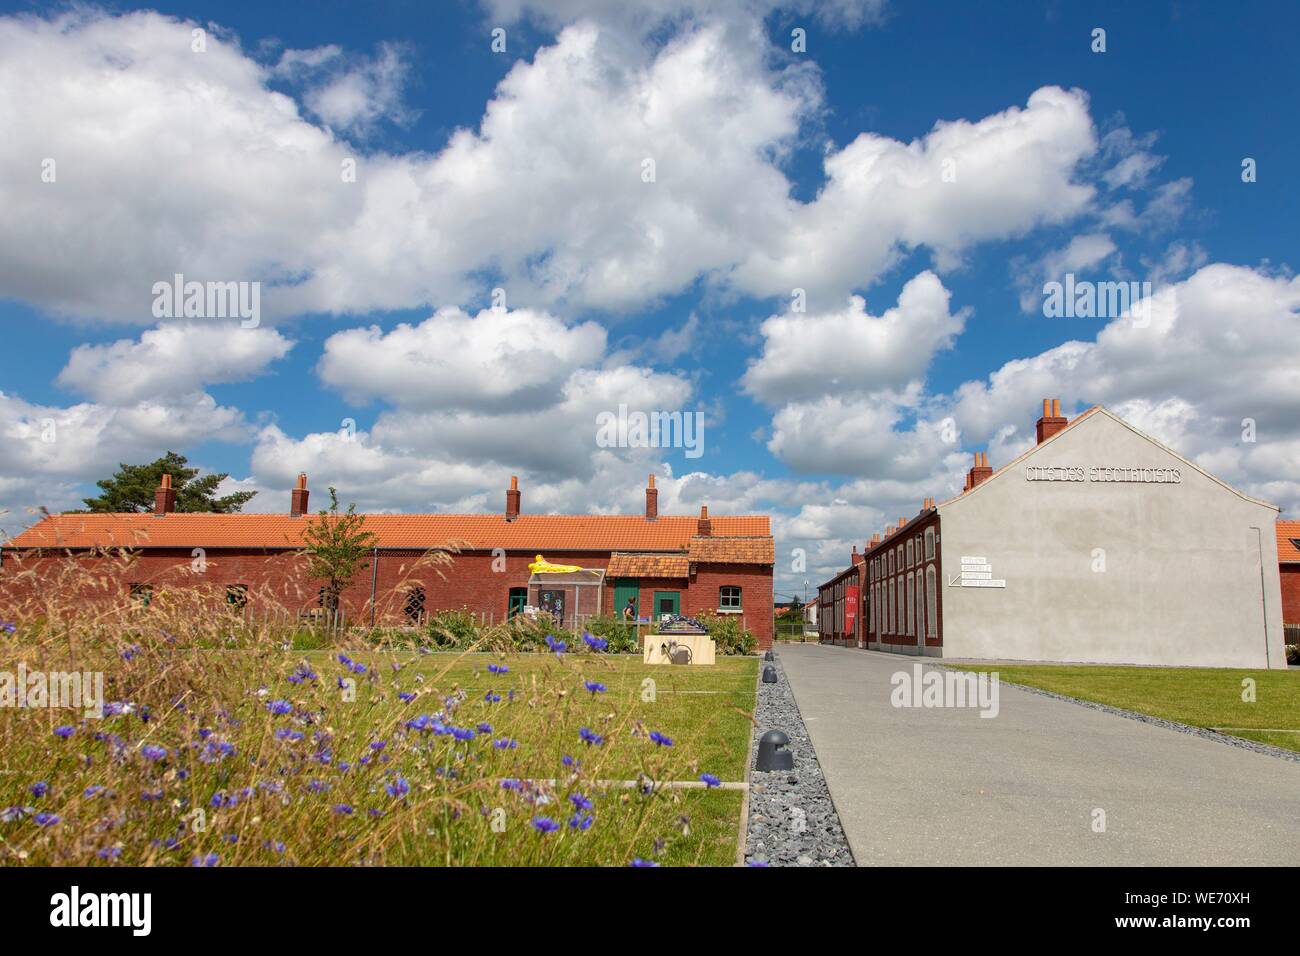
xmin=299 ymin=42 xmax=415 ymax=135
xmin=1012 ymin=232 xmax=1117 ymax=312
xmin=316 ymin=307 xmax=606 ymax=411
xmin=743 ymin=270 xmax=967 ymax=404
xmin=58 ymin=322 xmax=293 ymax=404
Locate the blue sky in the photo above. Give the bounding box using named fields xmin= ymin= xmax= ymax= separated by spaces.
xmin=1 ymin=0 xmax=1297 ymax=600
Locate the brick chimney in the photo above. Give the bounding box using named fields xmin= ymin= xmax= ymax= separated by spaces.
xmin=154 ymin=473 xmax=176 ymax=516
xmin=966 ymin=452 xmax=993 ymax=490
xmin=645 ymin=474 xmax=658 ymax=520
xmin=505 ymin=475 xmax=521 ymax=521
xmin=851 ymin=544 xmax=863 ymax=565
xmin=869 ymin=533 xmax=880 ymax=548
xmin=289 ymin=473 xmax=310 ymax=517
xmin=697 ymin=504 xmax=712 ymax=537
xmin=1036 ymin=398 xmax=1068 ymax=444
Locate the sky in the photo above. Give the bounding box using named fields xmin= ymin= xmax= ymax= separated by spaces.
xmin=1 ymin=0 xmax=1297 ymax=604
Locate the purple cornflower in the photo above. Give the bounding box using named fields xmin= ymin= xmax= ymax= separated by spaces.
xmin=569 ymin=793 xmax=592 ymax=811
xmin=561 ymin=754 xmax=575 ymax=768
xmin=53 ymin=726 xmax=74 ymax=739
xmin=369 ymin=740 xmax=387 ymax=752
xmin=29 ymin=781 xmax=48 ymax=798
xmin=700 ymin=773 xmax=721 ymax=788
xmin=83 ymin=785 xmax=105 ymax=797
xmin=333 ymin=804 xmax=354 ymax=814
xmin=493 ymin=738 xmax=517 ymax=749
xmin=484 ymin=691 xmax=501 ymax=703
xmin=33 ymin=813 xmax=59 ymax=827
xmin=0 ymin=621 xmax=15 ymax=635
xmin=386 ymin=777 xmax=410 ymax=798
xmin=569 ymin=813 xmax=594 ymax=831
xmin=649 ymin=731 xmax=674 ymax=747
xmin=266 ymin=699 xmax=292 ymax=716
xmin=477 ymin=722 xmax=493 ymax=734
xmin=531 ymin=816 xmax=560 ymax=834
xmin=582 ymin=632 xmax=608 ymax=651
xmin=545 ymin=634 xmax=567 ymax=655
xmin=398 ymin=691 xmax=416 ymax=703
xmin=97 ymin=847 xmax=122 ymax=860
xmin=451 ymin=726 xmax=475 ymax=742
xmin=578 ymin=727 xmax=604 ymax=746
xmin=140 ymin=744 xmax=167 ymax=761
xmin=584 ymin=680 xmax=606 ymax=695
xmin=487 ymin=663 xmax=508 ymax=674
xmin=191 ymin=853 xmax=220 ymax=867
xmin=630 ymin=858 xmax=660 ymax=867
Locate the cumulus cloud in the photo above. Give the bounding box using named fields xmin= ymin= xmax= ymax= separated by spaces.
xmin=316 ymin=307 xmax=606 ymax=411
xmin=743 ymin=271 xmax=967 ymax=404
xmin=58 ymin=323 xmax=293 ymax=404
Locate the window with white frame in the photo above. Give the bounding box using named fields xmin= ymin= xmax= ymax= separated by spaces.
xmin=906 ymin=539 xmax=914 ymax=568
xmin=906 ymin=571 xmax=914 ymax=635
xmin=915 ymin=573 xmax=925 ymax=641
xmin=889 ymin=579 xmax=896 ymax=633
xmin=925 ymin=527 xmax=935 ymax=560
xmin=926 ymin=565 xmax=938 ymax=638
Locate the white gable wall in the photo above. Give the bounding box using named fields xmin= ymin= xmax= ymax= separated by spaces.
xmin=937 ymin=411 xmax=1285 ymax=668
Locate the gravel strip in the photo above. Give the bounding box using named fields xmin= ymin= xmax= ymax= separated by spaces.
xmin=938 ymin=665 xmax=1300 ymax=764
xmin=745 ymin=652 xmax=855 ymax=867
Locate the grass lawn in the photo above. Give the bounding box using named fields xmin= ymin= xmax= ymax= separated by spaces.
xmin=948 ymin=662 xmax=1300 ymax=753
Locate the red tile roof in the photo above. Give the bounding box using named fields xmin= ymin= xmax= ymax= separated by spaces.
xmin=606 ymin=553 xmax=691 ymax=577
xmin=1278 ymin=520 xmax=1300 ymax=563
xmin=687 ymin=536 xmax=775 ymax=564
xmin=5 ymin=512 xmax=771 ymax=554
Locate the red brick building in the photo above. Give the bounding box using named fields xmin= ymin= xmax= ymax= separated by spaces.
xmin=1279 ymin=520 xmax=1300 ymax=633
xmin=1 ymin=475 xmax=775 ymax=648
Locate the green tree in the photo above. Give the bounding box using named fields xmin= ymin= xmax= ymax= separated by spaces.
xmin=78 ymin=451 xmax=256 ymax=513
xmin=302 ymin=487 xmax=377 ymax=613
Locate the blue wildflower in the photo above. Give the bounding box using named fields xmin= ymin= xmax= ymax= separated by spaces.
xmin=191 ymin=853 xmax=219 ymax=867
xmin=630 ymin=858 xmax=660 ymax=867
xmin=0 ymin=621 xmax=15 ymax=635
xmin=84 ymin=785 xmax=105 ymax=797
xmin=53 ymin=725 xmax=74 ymax=739
xmin=33 ymin=813 xmax=59 ymax=827
xmin=545 ymin=634 xmax=567 ymax=655
xmin=578 ymin=727 xmax=604 ymax=746
xmin=484 ymin=691 xmax=501 ymax=703
xmin=584 ymin=680 xmax=606 ymax=695
xmin=494 ymin=738 xmax=518 ymax=749
xmin=649 ymin=731 xmax=674 ymax=747
xmin=386 ymin=777 xmax=410 ymax=798
xmin=700 ymin=773 xmax=721 ymax=788
xmin=487 ymin=663 xmax=509 ymax=674
xmin=333 ymin=804 xmax=354 ymax=815
xmin=477 ymin=722 xmax=493 ymax=734
xmin=531 ymin=816 xmax=560 ymax=834
xmin=569 ymin=813 xmax=594 ymax=831
xmin=140 ymin=744 xmax=167 ymax=761
xmin=266 ymin=699 xmax=292 ymax=716
xmin=569 ymin=792 xmax=592 ymax=811
xmin=97 ymin=846 xmax=122 ymax=860
xmin=29 ymin=781 xmax=48 ymax=798
xmin=451 ymin=726 xmax=475 ymax=742
xmin=582 ymin=632 xmax=608 ymax=651
xmin=398 ymin=691 xmax=416 ymax=703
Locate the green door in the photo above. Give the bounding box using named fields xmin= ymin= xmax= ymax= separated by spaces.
xmin=508 ymin=587 xmax=527 ymax=620
xmin=614 ymin=579 xmax=639 ymax=621
xmin=653 ymin=591 xmax=680 ymax=618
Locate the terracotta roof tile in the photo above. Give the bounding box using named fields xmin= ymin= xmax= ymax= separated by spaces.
xmin=6 ymin=512 xmax=771 ymax=554
xmin=1278 ymin=520 xmax=1300 ymax=563
xmin=607 ymin=553 xmax=690 ymax=577
xmin=687 ymin=536 xmax=775 ymax=564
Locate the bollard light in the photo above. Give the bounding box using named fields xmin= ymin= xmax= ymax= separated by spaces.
xmin=756 ymin=730 xmax=794 ymax=771
xmin=762 ymin=665 xmax=778 ymax=683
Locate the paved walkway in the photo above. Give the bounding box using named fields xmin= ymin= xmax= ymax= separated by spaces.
xmin=777 ymin=643 xmax=1300 ymax=866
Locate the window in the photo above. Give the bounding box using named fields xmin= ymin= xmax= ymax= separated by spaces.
xmin=129 ymin=583 xmax=152 ymax=608
xmin=906 ymin=539 xmax=914 ymax=568
xmin=906 ymin=571 xmax=915 ymax=635
xmin=719 ymin=586 xmax=742 ymax=611
xmin=404 ymin=586 xmax=426 ymax=624
xmin=926 ymin=565 xmax=938 ymax=638
xmin=889 ymin=579 xmax=896 ymax=633
xmin=915 ymin=573 xmax=925 ymax=642
xmin=873 ymin=582 xmax=880 ymax=635
xmin=887 ymin=552 xmax=894 ymax=575
xmin=226 ymin=584 xmax=248 ymax=609
xmin=925 ymin=527 xmax=935 ymax=560
xmin=508 ymin=587 xmax=527 ymax=619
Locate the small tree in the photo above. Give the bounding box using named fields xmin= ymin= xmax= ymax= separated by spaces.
xmin=302 ymin=487 xmax=377 ymax=614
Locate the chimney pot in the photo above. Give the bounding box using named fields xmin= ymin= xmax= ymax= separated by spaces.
xmin=645 ymin=473 xmax=658 ymax=520
xmin=1036 ymin=398 xmax=1069 ymax=444
xmin=505 ymin=475 xmax=521 ymax=521
xmin=290 ymin=472 xmax=310 ymax=517
xmin=967 ymin=451 xmax=994 ymax=489
xmin=154 ymin=473 xmax=176 ymax=516
xmin=697 ymin=504 xmax=712 ymax=537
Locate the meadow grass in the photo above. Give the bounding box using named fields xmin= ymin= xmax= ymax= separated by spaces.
xmin=0 ymin=567 xmax=759 ymax=867
xmin=951 ymin=663 xmax=1300 ymax=753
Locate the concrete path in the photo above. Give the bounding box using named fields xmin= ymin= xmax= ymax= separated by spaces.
xmin=777 ymin=643 xmax=1300 ymax=866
